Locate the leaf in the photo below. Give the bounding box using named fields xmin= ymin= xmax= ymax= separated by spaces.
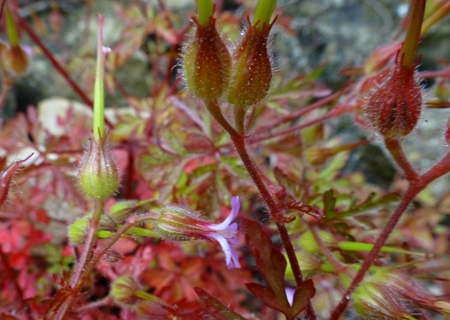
xmin=323 ymin=189 xmax=337 ymax=219
xmin=338 ymin=192 xmax=400 ymax=218
xmin=195 ymin=288 xmax=245 ymax=320
xmin=290 ymin=279 xmax=315 ymax=316
xmin=241 ymin=217 xmax=314 ymax=319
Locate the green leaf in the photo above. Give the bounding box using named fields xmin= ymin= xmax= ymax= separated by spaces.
xmin=338 ymin=192 xmax=400 ymax=218
xmin=323 ymin=189 xmax=337 ymax=219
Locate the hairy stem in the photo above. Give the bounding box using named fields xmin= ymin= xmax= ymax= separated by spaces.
xmin=54 ymin=199 xmax=104 ymax=320
xmin=400 ymin=0 xmax=426 ymax=68
xmin=385 ymin=138 xmax=419 ymax=181
xmin=204 ymin=98 xmax=316 ymax=318
xmin=330 ymin=149 xmax=450 ymax=318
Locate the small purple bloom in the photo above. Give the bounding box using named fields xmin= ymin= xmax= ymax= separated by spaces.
xmin=156 ymin=196 xmax=241 ymax=269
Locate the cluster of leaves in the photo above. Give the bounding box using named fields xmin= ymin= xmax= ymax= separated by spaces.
xmin=0 ymin=0 xmax=449 ymax=319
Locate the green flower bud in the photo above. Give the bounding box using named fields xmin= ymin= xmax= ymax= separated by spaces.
xmin=68 ymin=217 xmax=89 ymax=245
xmin=78 ymin=138 xmax=119 ymax=200
xmin=111 ymin=275 xmax=138 ymax=306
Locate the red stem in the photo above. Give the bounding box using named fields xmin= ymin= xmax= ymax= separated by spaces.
xmin=385 ymin=138 xmax=419 ymax=181
xmin=254 ymin=87 xmax=348 ymax=135
xmin=249 ymin=112 xmax=338 ymax=144
xmin=205 ymin=99 xmax=316 ymax=319
xmin=330 ymin=150 xmax=450 ymax=318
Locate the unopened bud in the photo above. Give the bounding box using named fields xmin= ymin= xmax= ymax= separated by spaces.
xmin=111 ymin=275 xmax=138 ymax=306
xmin=352 ymin=269 xmax=436 ymax=319
xmin=364 ymin=53 xmax=423 ymax=138
xmin=68 ymin=217 xmax=89 ymax=245
xmin=156 ymin=205 xmax=210 ymax=241
xmin=1 ymin=45 xmax=30 ymax=77
xmin=182 ymin=17 xmax=231 ymax=100
xmin=227 ymin=18 xmax=273 ymax=108
xmin=78 ymin=138 xmax=119 ymax=199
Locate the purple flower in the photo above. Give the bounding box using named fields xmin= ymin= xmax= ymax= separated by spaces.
xmin=156 ymin=196 xmax=241 ymax=269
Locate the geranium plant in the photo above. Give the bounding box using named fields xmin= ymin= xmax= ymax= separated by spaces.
xmin=0 ymin=0 xmax=449 ymax=319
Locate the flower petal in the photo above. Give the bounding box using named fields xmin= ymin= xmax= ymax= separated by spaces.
xmin=209 ymin=234 xmax=240 ymax=269
xmin=209 ymin=196 xmax=240 ymax=231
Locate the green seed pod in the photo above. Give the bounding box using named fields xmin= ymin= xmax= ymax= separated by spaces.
xmin=78 ymin=138 xmax=119 ymax=200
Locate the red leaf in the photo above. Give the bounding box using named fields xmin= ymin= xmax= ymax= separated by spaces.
xmin=195 ymin=287 xmax=245 ymax=320
xmin=241 ymin=217 xmax=314 ymax=319
xmin=291 ymin=279 xmax=315 ymax=316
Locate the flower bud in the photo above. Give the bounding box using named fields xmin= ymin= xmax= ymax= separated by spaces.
xmin=227 ymin=18 xmax=273 ymax=108
xmin=156 ymin=205 xmax=214 ymax=241
xmin=182 ymin=17 xmax=231 ymax=100
xmin=78 ymin=138 xmax=119 ymax=200
xmin=68 ymin=217 xmax=89 ymax=245
xmin=156 ymin=197 xmax=241 ymax=269
xmin=111 ymin=275 xmax=139 ymax=306
xmin=364 ymin=53 xmax=422 ymax=138
xmin=1 ymin=45 xmax=30 ymax=77
xmin=352 ymin=269 xmax=437 ymax=319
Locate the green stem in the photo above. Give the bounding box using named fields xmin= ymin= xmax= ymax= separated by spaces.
xmin=401 ymin=0 xmax=426 ymax=68
xmin=233 ymin=104 xmax=246 ymax=134
xmin=5 ymin=3 xmax=19 ymax=47
xmin=16 ymin=15 xmax=113 ymax=128
xmin=421 ymin=1 xmax=450 ymax=35
xmin=197 ymin=0 xmax=213 ymax=26
xmin=93 ymin=15 xmax=105 ymax=141
xmin=253 ymin=0 xmax=277 ymax=28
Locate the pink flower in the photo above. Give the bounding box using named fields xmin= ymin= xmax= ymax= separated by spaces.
xmin=156 ymin=196 xmax=241 ymax=269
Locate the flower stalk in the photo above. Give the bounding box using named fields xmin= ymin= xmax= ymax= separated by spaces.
xmin=400 ymin=0 xmax=425 ymax=68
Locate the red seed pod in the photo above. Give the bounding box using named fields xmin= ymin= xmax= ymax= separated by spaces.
xmin=227 ymin=18 xmax=274 ymax=108
xmin=182 ymin=17 xmax=231 ymax=100
xmin=364 ymin=53 xmax=422 ymax=139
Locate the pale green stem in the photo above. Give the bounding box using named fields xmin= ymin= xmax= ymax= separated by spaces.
xmin=197 ymin=0 xmax=213 ymax=26
xmin=5 ymin=3 xmax=19 ymax=47
xmin=253 ymin=0 xmax=276 ymax=28
xmin=421 ymin=1 xmax=450 ymax=35
xmin=93 ymin=15 xmax=105 ymax=141
xmin=401 ymin=0 xmax=426 ymax=68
